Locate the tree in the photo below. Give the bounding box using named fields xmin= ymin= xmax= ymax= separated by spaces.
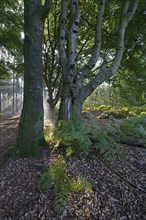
xmin=43 ymin=0 xmax=62 ymax=120
xmin=110 ymin=52 xmax=146 ymax=106
xmin=58 ymin=0 xmax=140 ymax=120
xmin=108 ymin=2 xmax=146 ymax=106
xmin=15 ymin=0 xmax=52 ymax=157
xmin=0 ymin=0 xmax=23 ymax=80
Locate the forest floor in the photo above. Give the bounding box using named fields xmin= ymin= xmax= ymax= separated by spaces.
xmin=0 ymin=111 xmax=146 ymax=220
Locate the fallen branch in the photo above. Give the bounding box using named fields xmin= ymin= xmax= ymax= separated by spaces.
xmin=115 ymin=136 xmax=146 ymax=148
xmin=95 ymin=153 xmax=146 ymax=194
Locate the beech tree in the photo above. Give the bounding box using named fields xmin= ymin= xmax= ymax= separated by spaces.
xmin=58 ymin=0 xmax=139 ymax=120
xmin=43 ymin=0 xmax=62 ymax=120
xmin=15 ymin=0 xmax=52 ymax=156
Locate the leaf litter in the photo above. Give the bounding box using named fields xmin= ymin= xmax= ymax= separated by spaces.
xmin=0 ymin=115 xmax=146 ymax=219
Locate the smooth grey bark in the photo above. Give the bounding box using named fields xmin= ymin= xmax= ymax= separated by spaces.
xmin=58 ymin=0 xmax=81 ymax=120
xmin=58 ymin=0 xmax=139 ymax=121
xmin=15 ymin=0 xmax=52 ymax=157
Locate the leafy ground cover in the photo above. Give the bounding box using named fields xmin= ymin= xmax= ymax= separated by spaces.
xmin=83 ymin=104 xmax=146 ymax=118
xmin=0 ymin=112 xmax=146 ymax=219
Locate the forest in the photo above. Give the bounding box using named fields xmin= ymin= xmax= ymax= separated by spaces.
xmin=0 ymin=0 xmax=146 ymax=219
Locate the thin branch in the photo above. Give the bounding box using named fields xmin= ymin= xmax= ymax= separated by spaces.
xmin=77 ymin=28 xmax=94 ymax=61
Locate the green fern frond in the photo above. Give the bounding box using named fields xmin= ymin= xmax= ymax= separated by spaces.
xmin=38 ymin=156 xmax=92 ymax=216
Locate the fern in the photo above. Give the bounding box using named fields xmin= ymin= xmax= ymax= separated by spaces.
xmin=52 ymin=118 xmax=123 ymax=159
xmin=74 ymin=174 xmax=92 ymax=192
xmin=38 ymin=168 xmax=52 ymax=191
xmin=38 ymin=156 xmax=92 ymax=216
xmin=116 ymin=117 xmax=146 ymax=139
xmin=89 ymin=118 xmax=120 ymax=159
xmin=53 ymin=120 xmax=92 ymax=153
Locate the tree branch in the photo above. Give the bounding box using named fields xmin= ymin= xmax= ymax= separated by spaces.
xmin=80 ymin=0 xmax=105 ymax=79
xmin=63 ymin=0 xmax=82 ymax=100
xmin=81 ymin=0 xmax=139 ymax=101
xmin=128 ymin=0 xmax=139 ymax=22
xmin=58 ymin=0 xmax=68 ymax=78
xmin=67 ymin=0 xmax=81 ymax=69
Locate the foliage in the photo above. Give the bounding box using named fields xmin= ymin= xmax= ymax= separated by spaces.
xmin=89 ymin=118 xmax=121 ymax=159
xmin=110 ymin=64 xmax=146 ymax=106
xmin=52 ymin=118 xmax=121 ymax=160
xmin=94 ymin=105 xmax=113 ymax=111
xmin=83 ymin=105 xmax=146 ymax=118
xmin=116 ymin=117 xmax=146 ymax=140
xmin=0 ymin=0 xmax=23 ymax=80
xmin=44 ymin=123 xmax=55 ymax=142
xmin=53 ymin=120 xmax=92 ymax=153
xmin=140 ymin=112 xmax=146 ymax=118
xmin=38 ymin=156 xmax=92 ymax=216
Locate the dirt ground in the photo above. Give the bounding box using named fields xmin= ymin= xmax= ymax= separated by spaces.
xmin=0 ymin=113 xmax=146 ymax=219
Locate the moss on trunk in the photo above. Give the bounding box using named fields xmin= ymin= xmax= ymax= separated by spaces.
xmin=15 ymin=0 xmax=47 ymax=157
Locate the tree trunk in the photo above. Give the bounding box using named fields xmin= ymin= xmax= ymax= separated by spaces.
xmin=72 ymin=97 xmax=83 ymax=120
xmin=0 ymin=90 xmax=2 ymax=114
xmin=58 ymin=80 xmax=83 ymax=121
xmin=58 ymin=96 xmax=82 ymax=121
xmin=15 ymin=0 xmax=46 ymax=157
xmin=47 ymin=99 xmax=56 ymax=122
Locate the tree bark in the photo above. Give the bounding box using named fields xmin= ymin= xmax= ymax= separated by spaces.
xmin=58 ymin=0 xmax=82 ymax=121
xmin=58 ymin=81 xmax=83 ymax=121
xmin=15 ymin=0 xmax=52 ymax=157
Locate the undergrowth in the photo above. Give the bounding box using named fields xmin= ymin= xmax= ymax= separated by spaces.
xmin=83 ymin=104 xmax=146 ymax=118
xmin=115 ymin=116 xmax=146 ymax=143
xmin=89 ymin=117 xmax=121 ymax=158
xmin=53 ymin=118 xmax=121 ymax=159
xmin=53 ymin=120 xmax=92 ymax=153
xmin=38 ymin=156 xmax=92 ymax=216
xmin=39 ymin=113 xmax=146 ymax=216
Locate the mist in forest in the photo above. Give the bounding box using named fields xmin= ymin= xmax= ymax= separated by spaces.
xmin=0 ymin=80 xmax=57 ymax=125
